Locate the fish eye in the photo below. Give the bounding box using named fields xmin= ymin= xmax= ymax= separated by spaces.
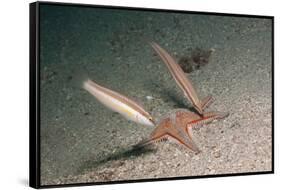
xmin=149 ymin=117 xmax=156 ymax=125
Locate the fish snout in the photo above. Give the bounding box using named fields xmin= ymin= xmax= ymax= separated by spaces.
xmin=149 ymin=117 xmax=156 ymax=126
xmin=137 ymin=114 xmax=156 ymax=127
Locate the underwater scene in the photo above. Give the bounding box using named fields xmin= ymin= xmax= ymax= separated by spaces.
xmin=39 ymin=4 xmax=272 ymax=185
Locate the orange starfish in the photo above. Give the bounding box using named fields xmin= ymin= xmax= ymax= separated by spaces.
xmin=139 ymin=109 xmax=228 ymax=153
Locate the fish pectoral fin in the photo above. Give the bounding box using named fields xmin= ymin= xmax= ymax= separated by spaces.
xmin=201 ymin=95 xmax=214 ymax=111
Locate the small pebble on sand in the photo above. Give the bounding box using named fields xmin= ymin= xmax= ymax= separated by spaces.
xmin=146 ymin=96 xmax=153 ymax=100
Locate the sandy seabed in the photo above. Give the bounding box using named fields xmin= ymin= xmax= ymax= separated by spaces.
xmin=39 ymin=5 xmax=272 ymax=185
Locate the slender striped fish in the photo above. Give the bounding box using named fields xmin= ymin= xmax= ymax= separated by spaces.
xmin=83 ymin=79 xmax=155 ymax=127
xmin=151 ymin=42 xmax=213 ymax=115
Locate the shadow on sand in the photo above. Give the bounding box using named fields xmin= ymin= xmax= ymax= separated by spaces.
xmin=145 ymin=80 xmax=196 ymax=111
xmin=77 ymin=143 xmax=157 ymax=174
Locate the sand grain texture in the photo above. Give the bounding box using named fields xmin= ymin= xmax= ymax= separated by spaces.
xmin=39 ymin=5 xmax=272 ymax=185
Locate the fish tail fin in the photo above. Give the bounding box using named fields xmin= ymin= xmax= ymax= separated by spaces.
xmin=71 ymin=67 xmax=90 ymax=90
xmin=200 ymin=95 xmax=214 ymax=111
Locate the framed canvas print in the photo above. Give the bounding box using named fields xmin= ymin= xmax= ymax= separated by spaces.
xmin=29 ymin=1 xmax=274 ymax=188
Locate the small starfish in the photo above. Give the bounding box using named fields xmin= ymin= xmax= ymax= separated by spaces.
xmin=139 ymin=109 xmax=228 ymax=153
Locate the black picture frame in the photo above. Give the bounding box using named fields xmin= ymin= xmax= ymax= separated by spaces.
xmin=30 ymin=1 xmax=274 ymax=189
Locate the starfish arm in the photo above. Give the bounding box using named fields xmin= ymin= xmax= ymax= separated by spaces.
xmin=168 ymin=124 xmax=200 ymax=153
xmin=135 ymin=134 xmax=168 ymax=148
xmin=168 ymin=132 xmax=200 ymax=153
xmin=186 ymin=111 xmax=229 ymax=127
